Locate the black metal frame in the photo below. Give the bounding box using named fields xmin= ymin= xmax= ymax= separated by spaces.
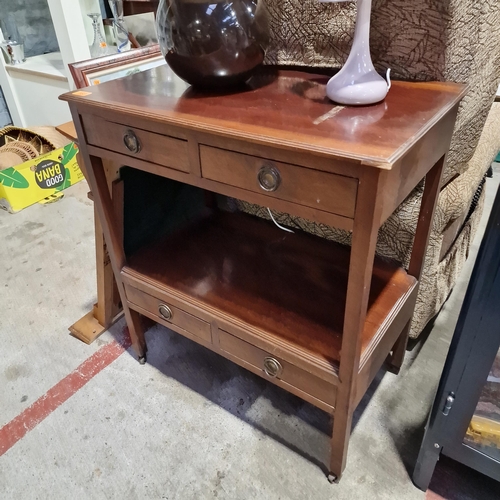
xmin=413 ymin=182 xmax=500 ymax=490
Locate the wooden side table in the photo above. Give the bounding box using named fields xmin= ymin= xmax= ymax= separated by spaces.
xmin=61 ymin=67 xmax=466 ymax=481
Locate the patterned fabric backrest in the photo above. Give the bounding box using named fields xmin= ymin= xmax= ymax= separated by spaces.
xmin=263 ymin=0 xmax=500 ymax=181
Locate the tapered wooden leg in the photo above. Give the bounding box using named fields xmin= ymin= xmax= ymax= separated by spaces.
xmin=71 ymin=107 xmax=149 ymax=362
xmin=387 ymin=156 xmax=446 ymax=373
xmin=329 ymin=404 xmax=355 ymax=481
xmin=125 ymin=308 xmax=147 ymax=363
xmin=330 ymin=170 xmax=384 ymax=481
xmin=387 ymin=320 xmax=411 ymax=374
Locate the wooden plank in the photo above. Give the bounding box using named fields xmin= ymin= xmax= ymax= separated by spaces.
xmin=93 ymin=208 xmax=114 ymax=327
xmin=56 ymin=121 xmax=78 ymax=142
xmin=68 ymin=309 xmax=123 ymax=344
xmin=69 ymin=168 xmax=124 ymax=342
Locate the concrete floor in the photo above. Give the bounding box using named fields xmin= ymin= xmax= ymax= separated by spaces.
xmin=0 ymin=170 xmax=499 ymax=499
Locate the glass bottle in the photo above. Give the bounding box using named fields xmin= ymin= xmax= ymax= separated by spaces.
xmin=0 ymin=13 xmax=25 ymax=64
xmin=88 ymin=13 xmax=108 ymax=58
xmin=108 ymin=0 xmax=131 ymax=53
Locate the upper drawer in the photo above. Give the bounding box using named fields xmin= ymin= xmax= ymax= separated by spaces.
xmin=81 ymin=114 xmax=190 ymax=173
xmin=200 ymin=145 xmax=357 ymax=218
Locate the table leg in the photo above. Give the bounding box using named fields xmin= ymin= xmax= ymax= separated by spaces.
xmin=91 ymin=154 xmax=147 ymax=360
xmin=71 ymin=106 xmax=147 ymax=360
xmin=388 ymin=155 xmax=446 ymax=373
xmin=126 ymin=308 xmax=148 ymax=364
xmin=387 ymin=319 xmax=411 ymax=375
xmin=329 ymin=169 xmax=384 ymax=482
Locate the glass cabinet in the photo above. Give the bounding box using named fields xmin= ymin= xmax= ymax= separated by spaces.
xmin=413 ymin=184 xmax=500 ymax=490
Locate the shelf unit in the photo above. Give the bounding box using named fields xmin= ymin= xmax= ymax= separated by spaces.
xmin=62 ymin=67 xmax=466 ymax=481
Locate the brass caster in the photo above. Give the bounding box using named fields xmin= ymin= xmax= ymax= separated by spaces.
xmin=138 ymin=355 xmax=147 ymax=365
xmin=327 ymin=473 xmax=339 ymax=484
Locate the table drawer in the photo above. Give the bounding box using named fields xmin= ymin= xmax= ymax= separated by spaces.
xmin=218 ymin=329 xmax=336 ymax=407
xmin=82 ymin=114 xmax=190 ymax=173
xmin=125 ymin=284 xmax=212 ymax=344
xmin=200 ymin=145 xmax=357 ymax=218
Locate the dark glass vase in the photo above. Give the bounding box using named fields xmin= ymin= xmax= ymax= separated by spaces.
xmin=156 ymin=0 xmax=268 ymax=88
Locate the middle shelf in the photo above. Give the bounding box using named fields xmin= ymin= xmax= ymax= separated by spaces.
xmin=121 ymin=209 xmax=417 ymax=381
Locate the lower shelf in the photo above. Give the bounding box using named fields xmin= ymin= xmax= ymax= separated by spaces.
xmin=122 ymin=211 xmax=417 ymax=380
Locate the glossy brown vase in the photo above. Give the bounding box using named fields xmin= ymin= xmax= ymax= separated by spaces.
xmin=156 ymin=0 xmax=268 ymax=88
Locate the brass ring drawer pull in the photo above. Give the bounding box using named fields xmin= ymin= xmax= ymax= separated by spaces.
xmin=123 ymin=129 xmax=141 ymax=154
xmin=263 ymin=357 xmax=282 ymax=378
xmin=158 ymin=304 xmax=173 ymax=321
xmin=258 ymin=164 xmax=281 ymax=192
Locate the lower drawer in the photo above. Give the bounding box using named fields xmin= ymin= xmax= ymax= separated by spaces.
xmin=124 ymin=284 xmax=212 ymax=344
xmin=218 ymin=329 xmax=336 ymax=408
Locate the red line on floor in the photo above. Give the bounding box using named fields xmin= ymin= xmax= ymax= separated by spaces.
xmin=426 ymin=491 xmax=445 ymax=500
xmin=0 ymin=333 xmax=132 ymax=457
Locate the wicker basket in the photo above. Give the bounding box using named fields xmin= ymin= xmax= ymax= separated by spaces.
xmin=0 ymin=126 xmax=70 ymax=171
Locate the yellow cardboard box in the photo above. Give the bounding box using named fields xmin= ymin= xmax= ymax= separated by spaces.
xmin=0 ymin=142 xmax=84 ymax=213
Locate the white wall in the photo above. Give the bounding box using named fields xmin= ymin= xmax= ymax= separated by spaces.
xmin=47 ymin=0 xmax=91 ymax=86
xmin=0 ymin=60 xmax=24 ymax=126
xmin=0 ymin=0 xmax=94 ymax=127
xmin=7 ymin=71 xmax=70 ymax=126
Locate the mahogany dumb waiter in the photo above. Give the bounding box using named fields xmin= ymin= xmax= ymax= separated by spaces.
xmin=61 ymin=67 xmax=466 ymax=482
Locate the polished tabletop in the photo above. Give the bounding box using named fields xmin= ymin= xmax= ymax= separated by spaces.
xmin=61 ymin=64 xmax=466 ymax=167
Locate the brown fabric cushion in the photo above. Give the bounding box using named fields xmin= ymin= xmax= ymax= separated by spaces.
xmin=410 ymin=185 xmax=485 ymax=338
xmin=434 ymin=104 xmax=500 ymax=234
xmin=263 ymin=0 xmax=500 ymax=183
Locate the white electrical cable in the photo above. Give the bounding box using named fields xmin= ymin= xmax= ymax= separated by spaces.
xmin=267 ymin=208 xmax=294 ymax=233
xmin=386 ymin=68 xmax=392 ymax=89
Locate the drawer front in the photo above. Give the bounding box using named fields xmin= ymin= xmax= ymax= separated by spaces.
xmin=82 ymin=114 xmax=190 ymax=173
xmin=218 ymin=330 xmax=336 ymax=407
xmin=200 ymin=145 xmax=357 ymax=218
xmin=125 ymin=284 xmax=212 ymax=343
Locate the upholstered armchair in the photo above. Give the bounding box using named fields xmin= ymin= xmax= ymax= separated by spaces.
xmin=239 ymin=0 xmax=500 ymax=338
